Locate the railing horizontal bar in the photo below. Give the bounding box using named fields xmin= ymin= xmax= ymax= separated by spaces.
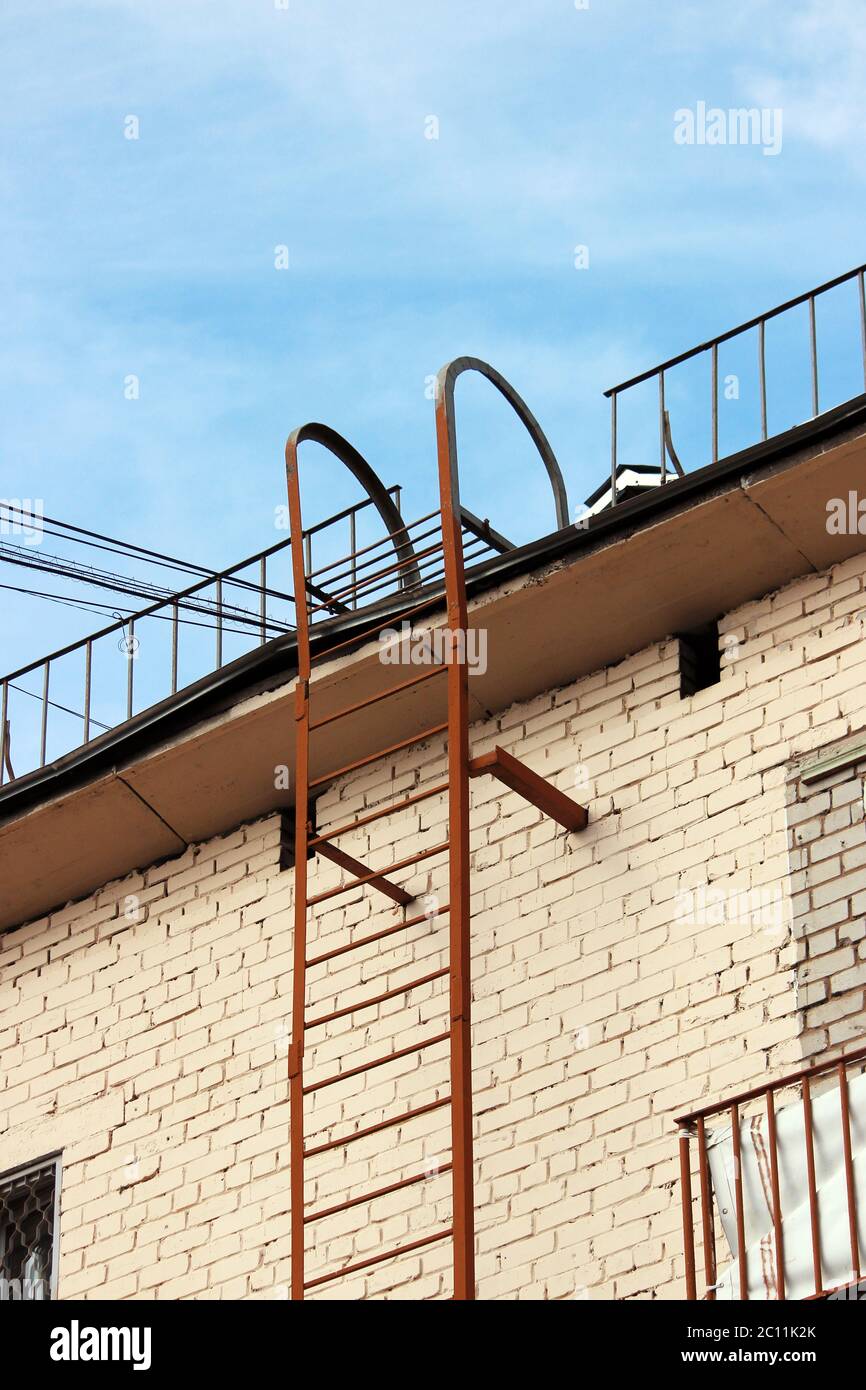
xmin=309 ymin=723 xmax=448 ymax=789
xmin=304 ymin=1096 xmax=450 ymax=1158
xmin=303 ymin=1227 xmax=453 ymax=1287
xmin=308 ymin=537 xmax=446 ymax=613
xmin=308 ymin=782 xmax=449 ymax=847
xmin=675 ymin=1037 xmax=866 ymax=1124
xmin=309 ymin=533 xmax=491 ymax=617
xmin=309 ymin=665 xmax=446 ymax=732
xmin=306 ymin=903 xmax=450 ymax=968
xmin=309 ymin=520 xmax=443 ymax=596
xmin=302 ymin=487 xmax=400 ymax=540
xmin=303 ymin=1031 xmax=450 ymax=1094
xmin=604 ymin=262 xmax=866 ymax=397
xmin=307 ymin=508 xmax=441 ymax=580
xmin=306 ymin=840 xmax=449 ymax=907
xmin=303 ymin=1164 xmax=453 ymax=1224
xmin=305 ymin=966 xmax=449 ymax=1029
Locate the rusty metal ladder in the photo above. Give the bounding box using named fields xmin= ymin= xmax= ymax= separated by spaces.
xmin=284 ymin=361 xmax=587 ymax=1300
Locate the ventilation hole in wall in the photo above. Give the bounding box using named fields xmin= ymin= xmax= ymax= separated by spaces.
xmin=678 ymin=622 xmax=721 ymax=698
xmin=279 ymin=804 xmax=320 ymax=870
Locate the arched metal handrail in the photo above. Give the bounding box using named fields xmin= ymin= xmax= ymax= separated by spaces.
xmin=433 ymin=357 xmax=570 ymax=533
xmin=284 ymin=422 xmax=421 ymax=596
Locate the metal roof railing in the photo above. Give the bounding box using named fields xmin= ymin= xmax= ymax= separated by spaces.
xmin=605 ymin=262 xmax=866 ymax=505
xmin=0 ymin=488 xmax=402 ymax=791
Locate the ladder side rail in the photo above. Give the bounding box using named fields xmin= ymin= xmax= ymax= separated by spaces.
xmin=285 ymin=434 xmax=313 ymax=1300
xmin=435 ymin=362 xmax=477 ymax=1300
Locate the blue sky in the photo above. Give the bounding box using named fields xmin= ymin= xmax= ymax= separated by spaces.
xmin=1 ymin=0 xmax=865 ymax=689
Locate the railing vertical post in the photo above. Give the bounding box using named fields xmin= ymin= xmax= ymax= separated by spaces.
xmin=610 ymin=390 xmax=618 ymax=506
xmin=758 ymin=319 xmax=768 ymax=441
xmin=802 ymin=1075 xmax=823 ymax=1296
xmin=304 ymin=533 xmax=313 ymax=621
xmin=171 ymin=601 xmax=179 ymax=695
xmin=859 ymin=270 xmax=866 ymax=392
xmin=696 ymin=1116 xmax=716 ymax=1299
xmin=0 ymin=680 xmax=7 ymax=786
xmin=259 ymin=557 xmax=267 ymax=645
xmin=40 ymin=661 xmax=49 ymax=767
xmin=837 ymin=1061 xmax=861 ymax=1285
xmin=215 ymin=578 xmax=223 ymax=668
xmin=658 ymin=371 xmax=666 ymax=482
xmin=809 ymin=294 xmax=819 ymax=417
xmin=731 ymin=1103 xmax=748 ymax=1299
xmin=83 ymin=641 xmax=92 ymax=743
xmin=766 ymin=1088 xmax=785 ymax=1298
xmin=678 ymin=1128 xmax=697 ymax=1300
xmin=711 ymin=342 xmax=719 ymax=463
xmin=349 ymin=509 xmax=357 ymax=610
xmin=126 ymin=619 xmax=135 ymax=721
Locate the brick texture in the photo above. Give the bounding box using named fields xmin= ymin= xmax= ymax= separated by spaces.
xmin=3 ymin=550 xmax=866 ymax=1299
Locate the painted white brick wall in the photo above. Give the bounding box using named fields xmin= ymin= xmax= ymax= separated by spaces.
xmin=2 ymin=549 xmax=866 ymax=1299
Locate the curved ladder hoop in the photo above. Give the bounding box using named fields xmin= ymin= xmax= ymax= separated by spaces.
xmin=285 ymin=422 xmax=422 ymax=611
xmin=433 ymin=356 xmax=570 ymax=534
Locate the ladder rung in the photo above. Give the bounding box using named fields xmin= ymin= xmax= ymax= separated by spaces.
xmin=305 ymin=966 xmax=449 ymax=1029
xmin=306 ymin=840 xmax=449 ymax=908
xmin=311 ymin=597 xmax=446 ymax=668
xmin=305 ymin=1096 xmax=451 ymax=1158
xmin=314 ymin=841 xmax=413 ymax=907
xmin=309 ymin=722 xmax=448 ymax=789
xmin=303 ymin=1163 xmax=453 ymax=1223
xmin=303 ymin=1030 xmax=450 ymax=1094
xmin=303 ymin=1228 xmax=453 ymax=1289
xmin=306 ymin=903 xmax=450 ymax=969
xmin=308 ymin=781 xmax=449 ymax=847
xmin=309 ymin=665 xmax=446 ymax=732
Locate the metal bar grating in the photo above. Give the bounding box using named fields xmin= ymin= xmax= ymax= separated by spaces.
xmin=0 ymin=1156 xmax=59 ymax=1300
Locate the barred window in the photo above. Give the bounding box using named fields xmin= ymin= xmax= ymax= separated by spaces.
xmin=0 ymin=1156 xmax=59 ymax=1300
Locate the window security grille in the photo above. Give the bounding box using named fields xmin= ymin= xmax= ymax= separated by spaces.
xmin=0 ymin=1157 xmax=59 ymax=1300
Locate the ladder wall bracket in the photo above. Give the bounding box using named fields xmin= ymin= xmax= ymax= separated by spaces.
xmin=468 ymin=745 xmax=589 ymax=833
xmin=314 ymin=840 xmax=414 ymax=907
xmin=287 ymin=1042 xmax=303 ymax=1080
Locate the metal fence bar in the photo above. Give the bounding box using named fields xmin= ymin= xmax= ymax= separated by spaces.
xmin=349 ymin=509 xmax=357 ymax=610
xmin=83 ymin=641 xmax=92 ymax=742
xmin=837 ymin=1062 xmax=861 ymax=1284
xmin=809 ymin=294 xmax=819 ymax=416
xmin=171 ymin=601 xmax=179 ymax=695
xmin=679 ymin=1130 xmax=697 ymax=1300
xmin=766 ymin=1088 xmax=785 ymax=1299
xmin=658 ymin=370 xmax=666 ymax=481
xmin=39 ymin=662 xmax=50 ymax=766
xmin=259 ymin=557 xmax=267 ymax=643
xmin=126 ymin=619 xmax=135 ymax=721
xmin=758 ymin=318 xmax=768 ymax=440
xmin=215 ymin=578 xmax=223 ymax=668
xmin=610 ymin=391 xmax=618 ymax=505
xmin=0 ymin=680 xmax=7 ymax=786
xmin=696 ymin=1115 xmax=716 ymax=1300
xmin=731 ymin=1103 xmax=748 ymax=1299
xmin=711 ymin=341 xmax=719 ymax=463
xmin=802 ymin=1075 xmax=823 ymax=1296
xmin=859 ymin=270 xmax=866 ymax=391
